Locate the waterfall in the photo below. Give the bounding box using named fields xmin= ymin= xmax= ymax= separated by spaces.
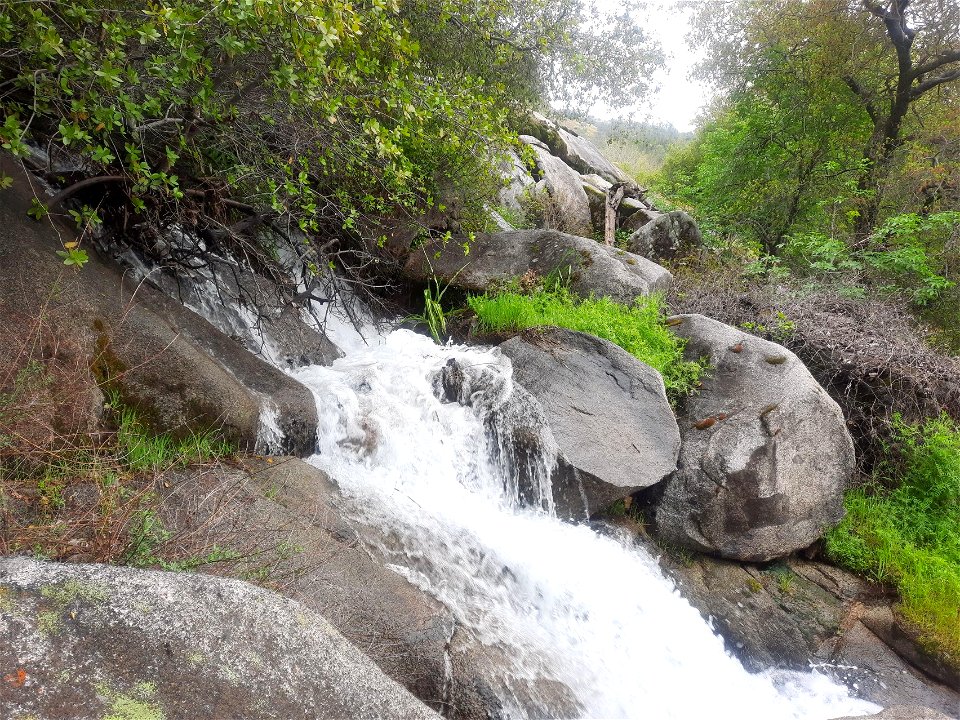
xmin=153 ymin=246 xmax=879 ymax=717
xmin=285 ymin=314 xmax=880 ymax=720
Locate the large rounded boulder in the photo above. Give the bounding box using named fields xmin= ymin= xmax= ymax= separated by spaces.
xmin=404 ymin=229 xmax=671 ymax=305
xmin=626 ymin=210 xmax=703 ymax=262
xmin=0 ymin=557 xmax=438 ymax=720
xmin=500 ymin=327 xmax=681 ymax=518
xmin=651 ymin=314 xmax=855 ymax=562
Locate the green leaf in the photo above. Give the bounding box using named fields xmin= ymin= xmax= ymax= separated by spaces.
xmin=27 ymin=198 xmax=48 ymax=221
xmin=55 ymin=247 xmax=89 ymax=267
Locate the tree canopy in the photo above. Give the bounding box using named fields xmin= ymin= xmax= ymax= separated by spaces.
xmin=664 ymin=0 xmax=959 ymax=253
xmin=0 ymin=0 xmax=661 ymax=293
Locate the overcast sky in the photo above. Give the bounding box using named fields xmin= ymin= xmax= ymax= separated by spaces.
xmin=589 ymin=0 xmax=712 ymax=132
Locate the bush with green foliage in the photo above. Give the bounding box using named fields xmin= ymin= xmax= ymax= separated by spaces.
xmin=656 ymin=0 xmax=960 ymax=317
xmin=0 ymin=0 xmax=662 ymax=295
xmin=827 ymin=414 xmax=960 ymax=664
xmin=0 ymin=1 xmax=514 ymax=252
xmin=468 ymin=287 xmax=702 ymax=399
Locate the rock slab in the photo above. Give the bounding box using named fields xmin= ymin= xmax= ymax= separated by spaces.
xmin=404 ymin=229 xmax=671 ymax=305
xmin=651 ymin=314 xmax=856 ymax=561
xmin=0 ymin=153 xmax=318 ymax=455
xmin=500 ymin=327 xmax=680 ymax=517
xmin=0 ymin=557 xmax=439 ymax=720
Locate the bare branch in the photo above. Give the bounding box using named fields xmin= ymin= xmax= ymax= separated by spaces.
xmin=911 ymin=48 xmax=960 ymax=79
xmin=860 ymin=0 xmax=887 ymax=20
xmin=135 ymin=117 xmax=185 ymax=133
xmin=47 ymin=175 xmax=129 ymax=212
xmin=843 ymin=75 xmax=879 ymax=125
xmin=912 ymin=66 xmax=960 ymax=98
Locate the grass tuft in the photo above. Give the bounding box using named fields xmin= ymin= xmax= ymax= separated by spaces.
xmin=111 ymin=394 xmax=233 ymax=472
xmin=468 ymin=287 xmax=703 ymax=399
xmin=826 ymin=413 xmax=960 ymax=664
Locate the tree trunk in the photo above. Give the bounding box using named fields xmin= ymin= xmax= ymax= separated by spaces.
xmin=854 ymin=101 xmax=909 ymax=242
xmin=604 ymin=183 xmax=626 ymax=246
xmin=852 ymin=0 xmax=960 ymax=240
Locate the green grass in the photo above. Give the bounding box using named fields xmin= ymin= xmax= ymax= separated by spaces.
xmin=826 ymin=414 xmax=960 ymax=664
xmin=111 ymin=395 xmax=233 ymax=472
xmin=468 ymin=288 xmax=703 ymax=399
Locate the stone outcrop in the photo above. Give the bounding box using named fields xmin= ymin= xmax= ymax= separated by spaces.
xmin=626 ymin=209 xmax=703 ymax=262
xmin=495 ymin=116 xmax=652 ymax=238
xmin=0 ymin=556 xmax=439 ymax=720
xmin=524 ymin=112 xmax=629 ymax=184
xmin=519 ymin=135 xmax=593 ymax=237
xmin=650 ymin=314 xmax=855 ymax=561
xmin=500 ymin=328 xmax=681 ymax=517
xmin=0 ymin=153 xmax=318 ymax=455
xmin=579 ymin=173 xmax=652 ymax=232
xmin=404 ymin=229 xmax=672 ymax=304
xmin=492 ymin=114 xmax=701 ymax=248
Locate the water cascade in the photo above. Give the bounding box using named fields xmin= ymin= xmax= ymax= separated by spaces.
xmin=282 ymin=313 xmax=880 ymax=720
xmin=161 ymin=250 xmax=879 ymax=718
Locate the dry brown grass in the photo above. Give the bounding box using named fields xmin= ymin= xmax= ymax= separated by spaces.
xmin=0 ymin=304 xmax=240 ymax=568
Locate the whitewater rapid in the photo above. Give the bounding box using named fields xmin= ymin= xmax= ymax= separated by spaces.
xmin=286 ymin=316 xmax=880 ymax=720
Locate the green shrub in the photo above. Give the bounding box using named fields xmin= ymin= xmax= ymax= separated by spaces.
xmin=827 ymin=414 xmax=960 ymax=663
xmin=782 ymin=231 xmax=860 ymax=274
xmin=0 ymin=0 xmax=526 ymax=277
xmin=468 ymin=288 xmax=702 ymax=399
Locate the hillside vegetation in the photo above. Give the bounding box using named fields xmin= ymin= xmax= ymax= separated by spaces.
xmin=650 ymin=0 xmax=960 ymax=663
xmin=0 ymin=1 xmax=661 ymax=298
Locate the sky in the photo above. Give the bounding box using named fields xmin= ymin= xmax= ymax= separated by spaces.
xmin=588 ymin=0 xmax=712 ymax=132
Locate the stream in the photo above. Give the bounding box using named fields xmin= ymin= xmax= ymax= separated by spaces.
xmin=167 ymin=252 xmax=879 ymax=718
xmin=282 ymin=312 xmax=879 ymax=720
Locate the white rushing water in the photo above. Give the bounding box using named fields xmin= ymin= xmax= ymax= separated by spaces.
xmin=285 ymin=314 xmax=880 ymax=720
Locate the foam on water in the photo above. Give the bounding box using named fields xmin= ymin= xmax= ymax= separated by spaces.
xmin=291 ymin=326 xmax=881 ymax=719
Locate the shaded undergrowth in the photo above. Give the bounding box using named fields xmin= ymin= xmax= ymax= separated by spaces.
xmin=1 ymin=314 xmax=235 ymax=567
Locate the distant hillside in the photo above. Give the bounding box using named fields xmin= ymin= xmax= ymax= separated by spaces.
xmin=559 ymin=117 xmax=693 ymax=180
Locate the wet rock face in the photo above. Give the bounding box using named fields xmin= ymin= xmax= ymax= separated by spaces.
xmin=831 ymin=707 xmax=956 ymax=720
xmin=437 ymin=356 xmax=575 ymax=516
xmin=404 ymin=229 xmax=671 ymax=306
xmin=0 ymin=557 xmax=439 ymax=720
xmin=645 ymin=542 xmax=960 ymax=717
xmin=0 ymin=155 xmax=319 ymax=457
xmin=650 ymin=314 xmax=855 ymax=562
xmin=148 ymin=254 xmax=342 ymax=370
xmin=499 ymin=328 xmax=681 ymax=518
xmin=149 ymin=457 xmax=555 ymax=720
